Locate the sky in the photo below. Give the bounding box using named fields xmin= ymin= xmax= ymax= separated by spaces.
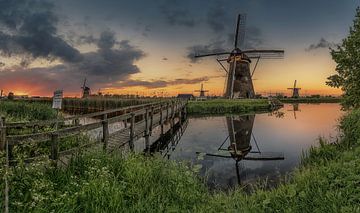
xmin=0 ymin=0 xmax=358 ymax=97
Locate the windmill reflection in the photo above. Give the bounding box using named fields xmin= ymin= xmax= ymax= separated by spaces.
xmin=288 ymin=103 xmax=300 ymax=119
xmin=198 ymin=115 xmax=284 ymax=186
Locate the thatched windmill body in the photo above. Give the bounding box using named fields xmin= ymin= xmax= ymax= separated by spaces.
xmin=287 ymin=80 xmax=301 ymax=98
xmin=81 ymin=78 xmax=91 ymax=98
xmin=195 ymin=14 xmax=284 ymax=99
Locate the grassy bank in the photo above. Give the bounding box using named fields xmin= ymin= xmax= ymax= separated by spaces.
xmin=280 ymin=97 xmax=342 ymax=103
xmin=2 ymin=108 xmax=360 ymax=212
xmin=187 ymin=99 xmax=271 ymax=115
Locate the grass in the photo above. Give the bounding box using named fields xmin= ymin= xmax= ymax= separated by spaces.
xmin=0 ymin=100 xmax=57 ymax=122
xmin=280 ymin=97 xmax=342 ymax=103
xmin=2 ymin=104 xmax=360 ymax=212
xmin=187 ymin=99 xmax=271 ymax=114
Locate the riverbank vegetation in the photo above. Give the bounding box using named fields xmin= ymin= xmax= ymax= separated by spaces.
xmin=1 ymin=108 xmax=360 ymax=212
xmin=280 ymin=97 xmax=342 ymax=104
xmin=187 ymin=99 xmax=272 ymax=114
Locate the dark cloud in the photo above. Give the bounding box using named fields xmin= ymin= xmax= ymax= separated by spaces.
xmin=228 ymin=26 xmax=263 ymax=49
xmin=162 ymin=57 xmax=168 ymax=61
xmin=0 ymin=0 xmax=82 ymax=63
xmin=160 ymin=1 xmax=195 ymax=27
xmin=207 ymin=5 xmax=227 ymax=32
xmin=186 ymin=40 xmax=228 ymax=63
xmin=306 ymin=38 xmax=336 ymax=51
xmin=118 ymin=77 xmax=210 ymax=89
xmin=0 ymin=29 xmax=146 ymax=95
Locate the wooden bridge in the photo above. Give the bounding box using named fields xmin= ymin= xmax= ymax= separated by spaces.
xmin=0 ymin=100 xmax=188 ymax=164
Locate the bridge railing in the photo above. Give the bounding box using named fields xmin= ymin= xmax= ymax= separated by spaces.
xmin=0 ymin=100 xmax=187 ymax=164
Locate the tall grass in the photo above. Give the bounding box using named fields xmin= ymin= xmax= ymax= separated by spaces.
xmin=0 ymin=101 xmax=57 ymax=122
xmin=187 ymin=99 xmax=270 ymax=115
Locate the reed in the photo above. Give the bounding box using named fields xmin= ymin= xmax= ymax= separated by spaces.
xmin=187 ymin=99 xmax=270 ymax=114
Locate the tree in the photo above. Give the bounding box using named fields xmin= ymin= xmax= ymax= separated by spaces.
xmin=327 ymin=7 xmax=360 ymax=109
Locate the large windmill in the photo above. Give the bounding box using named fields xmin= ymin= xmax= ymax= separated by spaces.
xmin=194 ymin=14 xmax=284 ymax=99
xmin=287 ymin=80 xmax=301 ymax=98
xmin=195 ymin=83 xmax=209 ymax=98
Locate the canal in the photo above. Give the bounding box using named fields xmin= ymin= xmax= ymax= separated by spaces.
xmin=149 ymin=103 xmax=343 ymax=191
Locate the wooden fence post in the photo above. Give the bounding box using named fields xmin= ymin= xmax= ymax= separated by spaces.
xmin=166 ymin=103 xmax=169 ymax=121
xmin=149 ymin=106 xmax=154 ymax=135
xmin=144 ymin=108 xmax=150 ymax=153
xmin=1 ymin=117 xmax=9 ymax=213
xmin=159 ymin=104 xmax=164 ymax=135
xmin=124 ymin=109 xmax=128 ymax=128
xmin=102 ymin=114 xmax=109 ymax=150
xmin=50 ymin=133 xmax=59 ymax=161
xmin=0 ymin=117 xmax=5 ymax=151
xmin=129 ymin=113 xmax=135 ymax=151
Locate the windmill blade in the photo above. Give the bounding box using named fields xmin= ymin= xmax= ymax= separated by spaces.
xmin=242 ymin=49 xmax=284 ymax=59
xmin=234 ymin=14 xmax=247 ymax=49
xmin=293 ymin=80 xmax=297 ymax=89
xmin=195 ymin=52 xmax=231 ymax=58
xmin=243 ymin=152 xmax=284 ymax=161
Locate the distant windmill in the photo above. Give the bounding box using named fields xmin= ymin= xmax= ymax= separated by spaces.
xmin=81 ymin=78 xmax=91 ymax=98
xmin=194 ymin=14 xmax=284 ymax=99
xmin=194 ymin=84 xmax=209 ymax=98
xmin=287 ymin=80 xmax=301 ymax=98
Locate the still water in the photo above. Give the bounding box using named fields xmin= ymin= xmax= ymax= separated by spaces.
xmin=161 ymin=103 xmax=343 ymax=191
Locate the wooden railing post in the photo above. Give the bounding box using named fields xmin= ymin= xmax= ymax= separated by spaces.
xmin=166 ymin=103 xmax=169 ymax=121
xmin=129 ymin=113 xmax=135 ymax=151
xmin=159 ymin=104 xmax=164 ymax=135
xmin=0 ymin=117 xmax=6 ymax=151
xmin=74 ymin=118 xmax=80 ymax=126
xmin=124 ymin=109 xmax=128 ymax=128
xmin=149 ymin=106 xmax=154 ymax=135
xmin=144 ymin=108 xmax=150 ymax=152
xmin=102 ymin=114 xmax=109 ymax=150
xmin=50 ymin=133 xmax=59 ymax=161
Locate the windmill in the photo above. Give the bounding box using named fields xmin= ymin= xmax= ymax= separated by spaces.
xmin=287 ymin=80 xmax=301 ymax=98
xmin=81 ymin=78 xmax=91 ymax=98
xmin=194 ymin=14 xmax=284 ymax=99
xmin=194 ymin=83 xmax=209 ymax=99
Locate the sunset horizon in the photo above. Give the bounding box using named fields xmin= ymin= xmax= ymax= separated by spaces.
xmin=0 ymin=0 xmax=354 ymax=98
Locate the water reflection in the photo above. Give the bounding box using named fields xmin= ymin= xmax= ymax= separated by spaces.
xmin=198 ymin=115 xmax=284 ymax=187
xmin=149 ymin=103 xmax=343 ymax=191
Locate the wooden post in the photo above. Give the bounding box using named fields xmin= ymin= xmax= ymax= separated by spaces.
xmin=124 ymin=109 xmax=128 ymax=128
xmin=102 ymin=114 xmax=109 ymax=150
xmin=149 ymin=106 xmax=154 ymax=135
xmin=129 ymin=113 xmax=135 ymax=151
xmin=166 ymin=103 xmax=169 ymax=121
xmin=144 ymin=108 xmax=150 ymax=153
xmin=0 ymin=117 xmax=6 ymax=151
xmin=50 ymin=133 xmax=59 ymax=161
xmin=159 ymin=105 xmax=164 ymax=135
xmin=74 ymin=118 xmax=80 ymax=126
xmin=1 ymin=117 xmax=9 ymax=213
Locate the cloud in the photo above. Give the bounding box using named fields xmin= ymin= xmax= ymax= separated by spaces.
xmin=306 ymin=38 xmax=336 ymax=51
xmin=0 ymin=30 xmax=146 ymax=95
xmin=207 ymin=5 xmax=227 ymax=32
xmin=186 ymin=40 xmax=228 ymax=63
xmin=160 ymin=1 xmax=195 ymax=27
xmin=228 ymin=26 xmax=263 ymax=49
xmin=0 ymin=0 xmax=82 ymax=63
xmin=117 ymin=77 xmax=210 ymax=89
